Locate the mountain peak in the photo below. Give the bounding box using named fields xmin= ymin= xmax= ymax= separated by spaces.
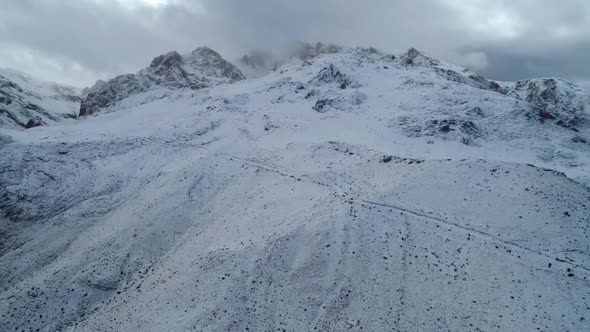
xmin=149 ymin=51 xmax=184 ymax=74
xmin=79 ymin=46 xmax=244 ymax=116
xmin=401 ymin=47 xmax=440 ymax=66
xmin=189 ymin=46 xmax=222 ymax=59
xmin=184 ymin=46 xmax=245 ymax=82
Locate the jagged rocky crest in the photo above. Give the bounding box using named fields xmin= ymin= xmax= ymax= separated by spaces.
xmin=4 ymin=43 xmax=587 ymax=135
xmin=79 ymin=47 xmax=245 ymax=116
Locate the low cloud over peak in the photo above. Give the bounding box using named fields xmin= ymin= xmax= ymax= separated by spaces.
xmin=1 ymin=0 xmax=588 ymax=87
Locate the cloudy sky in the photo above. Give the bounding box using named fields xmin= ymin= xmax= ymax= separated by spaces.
xmin=1 ymin=0 xmax=589 ymax=88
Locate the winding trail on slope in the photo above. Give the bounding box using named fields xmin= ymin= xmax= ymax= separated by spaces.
xmin=208 ymin=148 xmax=590 ymax=278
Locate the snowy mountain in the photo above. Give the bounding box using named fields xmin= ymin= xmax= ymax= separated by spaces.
xmin=0 ymin=68 xmax=81 ymax=129
xmin=79 ymin=47 xmax=244 ymax=116
xmin=1 ymin=45 xmax=590 ymax=331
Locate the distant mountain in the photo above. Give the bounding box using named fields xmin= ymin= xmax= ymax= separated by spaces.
xmin=79 ymin=47 xmax=245 ymax=117
xmin=0 ymin=68 xmax=81 ymax=129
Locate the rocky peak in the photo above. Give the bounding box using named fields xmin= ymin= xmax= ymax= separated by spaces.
xmin=401 ymin=48 xmax=440 ymax=66
xmin=149 ymin=51 xmax=184 ymax=75
xmin=189 ymin=46 xmax=222 ymax=60
xmin=79 ymin=46 xmax=245 ymax=117
xmin=81 ymin=80 xmax=107 ymax=97
xmin=184 ymin=47 xmax=245 ymax=82
xmin=309 ymin=64 xmax=354 ymax=89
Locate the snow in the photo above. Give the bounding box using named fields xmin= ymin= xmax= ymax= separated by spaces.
xmin=1 ymin=47 xmax=589 ymax=331
xmin=0 ymin=68 xmax=81 ymax=129
xmin=0 ymin=67 xmax=81 ymax=100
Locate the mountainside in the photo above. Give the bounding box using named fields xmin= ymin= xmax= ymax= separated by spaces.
xmin=79 ymin=47 xmax=244 ymax=117
xmin=0 ymin=68 xmax=81 ymax=129
xmin=1 ymin=45 xmax=590 ymax=331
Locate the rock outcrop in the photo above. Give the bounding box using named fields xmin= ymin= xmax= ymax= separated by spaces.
xmin=510 ymin=78 xmax=589 ymax=131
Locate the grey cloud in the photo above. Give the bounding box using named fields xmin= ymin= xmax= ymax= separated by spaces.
xmin=0 ymin=1 xmax=207 ymax=79
xmin=0 ymin=0 xmax=589 ymax=86
xmin=476 ymin=43 xmax=590 ymax=81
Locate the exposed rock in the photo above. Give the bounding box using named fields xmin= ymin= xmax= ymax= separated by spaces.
xmin=512 ymin=79 xmax=589 ymax=130
xmin=25 ymin=116 xmax=44 ymax=129
xmin=313 ymin=98 xmax=334 ymax=113
xmin=309 ymin=64 xmax=353 ymax=88
xmin=572 ymin=136 xmax=588 ymax=144
xmin=81 ymin=80 xmax=107 ymax=97
xmin=79 ymin=47 xmax=245 ymax=116
xmin=79 ymin=74 xmax=150 ymax=117
xmin=401 ymin=48 xmax=440 ymax=66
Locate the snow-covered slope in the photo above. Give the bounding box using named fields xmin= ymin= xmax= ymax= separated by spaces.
xmin=1 ymin=46 xmax=589 ymax=331
xmin=0 ymin=68 xmax=81 ymax=129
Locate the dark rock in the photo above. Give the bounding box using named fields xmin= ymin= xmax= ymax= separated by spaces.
xmin=513 ymin=78 xmax=589 ymax=131
xmin=313 ymin=99 xmax=334 ymax=113
xmin=79 ymin=74 xmax=150 ymax=117
xmin=460 ymin=121 xmax=482 ymax=137
xmin=25 ymin=116 xmax=43 ymax=129
xmin=149 ymin=51 xmax=183 ymax=73
xmin=404 ymin=48 xmax=421 ymax=65
xmin=461 ymin=136 xmax=474 ymax=146
xmin=305 ymin=89 xmax=319 ymax=99
xmin=401 ymin=48 xmax=440 ymax=66
xmin=572 ymin=136 xmax=587 ymax=144
xmin=382 ymin=54 xmax=396 ymax=62
xmin=538 ymin=110 xmax=555 ymax=121
xmin=489 ymin=81 xmax=502 ymax=92
xmin=467 ymin=107 xmax=485 ymax=118
xmin=381 ymin=155 xmax=393 ymax=163
xmin=468 ymin=75 xmax=506 ymax=93
xmin=309 ymin=64 xmax=353 ymax=88
xmin=0 ymin=95 xmax=11 ymax=105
